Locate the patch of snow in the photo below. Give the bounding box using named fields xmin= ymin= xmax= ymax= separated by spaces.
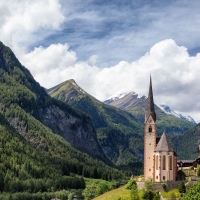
xmin=106 ymin=92 xmax=128 ymax=101
xmin=104 ymin=91 xmax=142 ymax=104
xmin=159 ymin=104 xmax=196 ymax=123
xmin=79 ymin=89 xmax=85 ymax=94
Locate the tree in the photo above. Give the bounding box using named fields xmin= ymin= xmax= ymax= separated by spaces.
xmin=144 ymin=179 xmax=155 ymax=191
xmin=83 ymin=184 xmax=96 ymax=200
xmin=142 ymin=189 xmax=154 ymax=200
xmin=130 ymin=186 xmax=139 ymax=200
xmin=183 ymin=179 xmax=200 ymax=200
xmin=179 ymin=181 xmax=186 ymax=193
xmin=153 ymin=191 xmax=160 ymax=200
xmin=126 ymin=179 xmax=137 ymax=190
xmin=95 ymin=182 xmax=110 ymax=196
xmin=197 ymin=166 xmax=200 ymax=176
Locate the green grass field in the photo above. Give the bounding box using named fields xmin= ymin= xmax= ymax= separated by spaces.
xmin=93 ymin=186 xmax=130 ymax=200
xmin=161 ymin=188 xmax=180 ymax=198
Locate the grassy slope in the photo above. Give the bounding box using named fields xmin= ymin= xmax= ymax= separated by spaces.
xmin=93 ymin=186 xmax=131 ymax=200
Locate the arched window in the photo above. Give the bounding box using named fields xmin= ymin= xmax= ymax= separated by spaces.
xmin=156 ymin=155 xmax=158 ymax=170
xmin=163 ymin=155 xmax=166 ymax=170
xmin=169 ymin=156 xmax=172 ymax=170
xmin=149 ymin=126 xmax=152 ymax=132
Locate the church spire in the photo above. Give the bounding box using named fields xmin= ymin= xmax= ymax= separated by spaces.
xmin=145 ymin=75 xmax=156 ymax=122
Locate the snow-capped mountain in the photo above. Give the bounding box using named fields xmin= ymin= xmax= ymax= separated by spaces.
xmin=104 ymin=92 xmax=196 ymax=124
xmin=159 ymin=104 xmax=196 ymax=123
xmin=104 ymin=92 xmax=128 ymax=104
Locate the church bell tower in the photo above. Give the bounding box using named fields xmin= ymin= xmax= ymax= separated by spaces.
xmin=144 ymin=75 xmax=156 ymax=181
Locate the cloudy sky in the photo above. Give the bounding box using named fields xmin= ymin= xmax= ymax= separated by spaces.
xmin=1 ymin=0 xmax=200 ymax=121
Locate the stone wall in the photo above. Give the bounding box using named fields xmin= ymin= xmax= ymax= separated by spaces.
xmin=136 ymin=181 xmax=182 ymax=192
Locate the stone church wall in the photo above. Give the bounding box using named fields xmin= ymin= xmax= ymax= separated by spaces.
xmin=136 ymin=181 xmax=181 ymax=192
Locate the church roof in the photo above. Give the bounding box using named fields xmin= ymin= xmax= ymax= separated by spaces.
xmin=145 ymin=75 xmax=156 ymax=123
xmin=155 ymin=132 xmax=174 ymax=152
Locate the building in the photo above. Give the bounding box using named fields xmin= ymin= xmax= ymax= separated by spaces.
xmin=177 ymin=160 xmax=197 ymax=168
xmin=177 ymin=146 xmax=200 ymax=168
xmin=144 ymin=76 xmax=177 ymax=182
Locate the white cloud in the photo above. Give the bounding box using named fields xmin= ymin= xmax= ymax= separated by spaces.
xmin=0 ymin=0 xmax=64 ymax=54
xmin=88 ymin=55 xmax=98 ymax=66
xmin=20 ymin=39 xmax=200 ymax=121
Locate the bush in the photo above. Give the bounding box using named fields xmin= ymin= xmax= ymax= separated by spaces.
xmin=153 ymin=191 xmax=160 ymax=200
xmin=130 ymin=185 xmax=139 ymax=200
xmin=179 ymin=181 xmax=186 ymax=194
xmin=162 ymin=183 xmax=166 ymax=190
xmin=177 ymin=170 xmax=186 ymax=181
xmin=144 ymin=179 xmax=155 ymax=191
xmin=169 ymin=192 xmax=176 ymax=200
xmin=197 ymin=166 xmax=200 ymax=176
xmin=142 ymin=189 xmax=154 ymax=200
xmin=126 ymin=180 xmax=137 ymax=190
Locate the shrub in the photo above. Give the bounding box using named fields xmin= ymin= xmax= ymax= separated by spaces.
xmin=197 ymin=166 xmax=200 ymax=176
xmin=153 ymin=191 xmax=160 ymax=200
xmin=142 ymin=189 xmax=154 ymax=200
xmin=169 ymin=192 xmax=176 ymax=200
xmin=179 ymin=181 xmax=186 ymax=193
xmin=144 ymin=179 xmax=155 ymax=191
xmin=162 ymin=183 xmax=166 ymax=190
xmin=126 ymin=180 xmax=137 ymax=190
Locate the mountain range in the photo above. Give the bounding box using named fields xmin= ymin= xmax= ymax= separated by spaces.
xmin=47 ymin=79 xmax=144 ymax=174
xmin=104 ymin=92 xmax=200 ymax=159
xmin=104 ymin=92 xmax=195 ymax=135
xmin=105 ymin=93 xmax=196 ymax=123
xmin=0 ymin=40 xmax=198 ymax=196
xmin=159 ymin=104 xmax=196 ymax=123
xmin=0 ymin=41 xmax=123 ymax=195
xmin=47 ymin=79 xmax=195 ymax=173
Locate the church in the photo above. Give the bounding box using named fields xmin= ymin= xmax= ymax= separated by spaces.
xmin=144 ymin=76 xmax=177 ymax=182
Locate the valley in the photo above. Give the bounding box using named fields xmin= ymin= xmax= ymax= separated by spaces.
xmin=0 ymin=41 xmax=198 ymax=199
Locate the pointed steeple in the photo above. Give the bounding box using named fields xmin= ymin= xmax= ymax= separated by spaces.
xmin=145 ymin=75 xmax=156 ymax=122
xmin=155 ymin=132 xmax=174 ymax=152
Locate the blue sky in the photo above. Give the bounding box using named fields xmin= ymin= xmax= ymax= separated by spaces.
xmin=0 ymin=0 xmax=200 ymax=121
xmin=37 ymin=0 xmax=200 ymax=66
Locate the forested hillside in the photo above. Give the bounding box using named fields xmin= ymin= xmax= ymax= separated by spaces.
xmin=0 ymin=41 xmax=106 ymax=160
xmin=48 ymin=79 xmax=143 ymax=175
xmin=0 ymin=41 xmax=124 ymax=197
xmin=171 ymin=123 xmax=200 ymax=159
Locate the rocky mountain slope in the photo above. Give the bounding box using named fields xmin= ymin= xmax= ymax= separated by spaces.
xmin=0 ymin=112 xmax=123 ymax=194
xmin=0 ymin=41 xmax=107 ymax=161
xmin=48 ymin=80 xmax=143 ymax=174
xmin=159 ymin=104 xmax=196 ymax=123
xmin=0 ymin=42 xmax=125 ymax=195
xmin=105 ymin=92 xmax=195 ymax=136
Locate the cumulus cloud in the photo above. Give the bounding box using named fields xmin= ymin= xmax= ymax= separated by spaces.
xmin=20 ymin=39 xmax=200 ymax=120
xmin=0 ymin=0 xmax=64 ymax=54
xmin=0 ymin=1 xmax=199 ymax=120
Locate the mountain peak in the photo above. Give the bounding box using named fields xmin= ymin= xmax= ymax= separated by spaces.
xmin=68 ymin=79 xmax=77 ymax=85
xmin=104 ymin=91 xmax=143 ymax=109
xmin=159 ymin=104 xmax=196 ymax=123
